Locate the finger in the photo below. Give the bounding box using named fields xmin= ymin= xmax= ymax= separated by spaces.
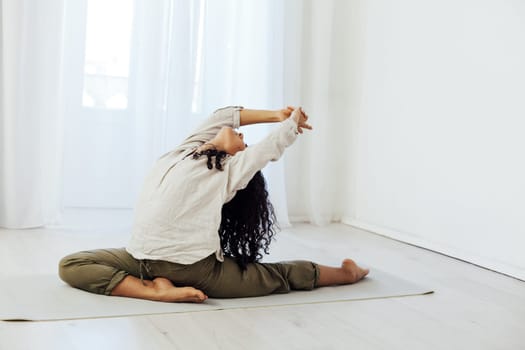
xmin=298 ymin=122 xmax=312 ymax=130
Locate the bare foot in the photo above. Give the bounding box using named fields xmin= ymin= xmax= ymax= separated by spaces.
xmin=341 ymin=259 xmax=369 ymax=283
xmin=152 ymin=277 xmax=208 ymax=303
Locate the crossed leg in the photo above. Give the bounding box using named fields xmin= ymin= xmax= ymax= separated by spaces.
xmin=111 ymin=257 xmax=369 ymax=302
xmin=59 ymin=248 xmax=369 ymax=303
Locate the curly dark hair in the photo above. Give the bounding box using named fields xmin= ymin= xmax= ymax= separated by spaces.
xmin=192 ymin=147 xmax=228 ymax=170
xmin=192 ymin=147 xmax=277 ymax=270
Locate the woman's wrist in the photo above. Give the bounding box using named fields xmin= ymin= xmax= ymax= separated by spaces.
xmin=275 ymin=107 xmax=295 ymax=122
xmin=275 ymin=110 xmax=285 ymax=122
xmin=240 ymin=109 xmax=283 ymax=126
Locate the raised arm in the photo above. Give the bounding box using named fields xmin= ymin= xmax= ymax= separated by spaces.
xmin=225 ymin=107 xmax=312 ymax=193
xmin=172 ymin=106 xmax=242 ymax=154
xmin=240 ymin=106 xmax=312 ymax=133
xmin=165 ymin=106 xmax=310 ymax=159
xmin=239 ymin=108 xmax=288 ymax=126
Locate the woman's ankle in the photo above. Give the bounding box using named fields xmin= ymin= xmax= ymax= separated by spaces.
xmin=317 ymin=259 xmax=369 ymax=286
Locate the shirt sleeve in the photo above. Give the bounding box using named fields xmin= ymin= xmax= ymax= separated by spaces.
xmin=225 ymin=117 xmax=298 ymax=194
xmin=172 ymin=106 xmax=243 ymax=154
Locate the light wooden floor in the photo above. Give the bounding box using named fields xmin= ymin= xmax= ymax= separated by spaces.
xmin=1 ymin=223 xmax=524 ymax=350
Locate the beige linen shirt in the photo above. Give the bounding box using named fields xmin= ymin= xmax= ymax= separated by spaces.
xmin=126 ymin=106 xmax=299 ymax=264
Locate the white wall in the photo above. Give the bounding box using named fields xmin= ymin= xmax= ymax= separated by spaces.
xmin=342 ymin=0 xmax=525 ymax=280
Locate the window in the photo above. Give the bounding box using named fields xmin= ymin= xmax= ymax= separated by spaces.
xmin=82 ymin=0 xmax=134 ymax=110
xmin=61 ymin=0 xmax=282 ymax=210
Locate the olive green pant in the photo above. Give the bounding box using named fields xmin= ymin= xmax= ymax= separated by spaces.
xmin=58 ymin=248 xmax=320 ymax=298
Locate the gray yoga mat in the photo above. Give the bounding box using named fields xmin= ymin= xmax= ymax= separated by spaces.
xmin=0 ymin=269 xmax=432 ymax=322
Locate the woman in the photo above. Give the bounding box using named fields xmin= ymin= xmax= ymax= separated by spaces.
xmin=59 ymin=106 xmax=369 ymax=303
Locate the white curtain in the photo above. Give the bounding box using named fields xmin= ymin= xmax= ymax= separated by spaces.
xmin=1 ymin=0 xmax=350 ymax=230
xmin=283 ymin=0 xmax=354 ymax=225
xmin=0 ymin=0 xmax=65 ymax=228
xmin=0 ymin=0 xmax=295 ymax=229
xmin=127 ymin=0 xmax=291 ymax=226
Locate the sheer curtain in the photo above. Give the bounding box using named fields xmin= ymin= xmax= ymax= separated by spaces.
xmin=0 ymin=0 xmax=66 ymax=229
xmin=129 ymin=0 xmax=291 ymax=225
xmin=1 ymin=0 xmax=348 ymax=230
xmin=283 ymin=0 xmax=356 ymax=225
xmin=59 ymin=0 xmax=292 ymax=227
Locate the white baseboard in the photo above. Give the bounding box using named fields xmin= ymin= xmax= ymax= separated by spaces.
xmin=342 ymin=216 xmax=525 ymax=281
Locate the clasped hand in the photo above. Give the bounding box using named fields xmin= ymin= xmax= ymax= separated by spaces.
xmin=277 ymin=106 xmax=313 ymax=134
